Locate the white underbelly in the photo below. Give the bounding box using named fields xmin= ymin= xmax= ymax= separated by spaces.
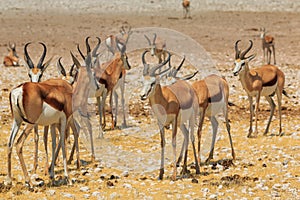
xmin=178 ymin=106 xmax=194 ymax=124
xmin=36 ymin=103 xmax=65 ymax=126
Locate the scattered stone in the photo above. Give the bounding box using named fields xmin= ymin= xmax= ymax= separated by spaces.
xmin=80 ymin=186 xmax=90 ymax=192
xmin=191 ymin=178 xmax=198 ymax=183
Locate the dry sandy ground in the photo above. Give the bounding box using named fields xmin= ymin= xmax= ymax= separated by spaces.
xmin=0 ymin=5 xmax=300 ymax=200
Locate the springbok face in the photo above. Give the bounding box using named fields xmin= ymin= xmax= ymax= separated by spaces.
xmin=57 ymin=57 xmax=78 ymax=84
xmin=141 ymin=75 xmax=157 ymax=100
xmin=24 ymin=42 xmax=52 ymax=82
xmin=233 ymin=40 xmax=256 ymax=76
xmin=144 ymin=33 xmax=157 ymax=56
xmin=121 ymin=53 xmax=131 ymax=70
xmin=8 ymin=42 xmax=19 ymax=63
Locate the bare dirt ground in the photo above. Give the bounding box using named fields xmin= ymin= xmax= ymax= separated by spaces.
xmin=0 ymin=5 xmax=300 ymax=200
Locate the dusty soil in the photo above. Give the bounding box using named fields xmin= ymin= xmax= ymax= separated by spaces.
xmin=0 ymin=6 xmax=300 ymax=200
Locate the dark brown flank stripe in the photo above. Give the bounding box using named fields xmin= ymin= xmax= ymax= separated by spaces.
xmin=263 ymin=75 xmax=277 ymax=87
xmin=208 ymin=91 xmax=223 ymax=103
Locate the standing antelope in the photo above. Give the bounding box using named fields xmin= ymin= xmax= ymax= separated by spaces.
xmin=233 ymin=40 xmax=285 ymax=138
xmin=191 ymin=74 xmax=235 ymax=164
xmin=140 ymin=50 xmax=199 ymax=180
xmin=105 ymin=25 xmax=132 ymax=55
xmin=260 ymin=27 xmax=276 ymax=64
xmin=23 ymin=42 xmax=53 ymax=175
xmin=3 ymin=42 xmax=19 ymax=67
xmin=144 ymin=33 xmax=167 ymax=64
xmin=182 ymin=0 xmax=191 ymax=19
xmin=7 ymin=52 xmax=96 ymax=187
xmin=95 ymin=37 xmax=131 ymax=131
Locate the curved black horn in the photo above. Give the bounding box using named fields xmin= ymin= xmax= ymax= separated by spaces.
xmin=144 ymin=34 xmax=151 ymax=45
xmin=57 ymin=57 xmax=66 ymax=76
xmin=85 ymin=36 xmax=91 ymax=54
xmin=153 ymin=33 xmax=157 ymax=44
xmin=235 ymin=40 xmax=241 ymax=59
xmin=92 ymin=37 xmax=101 ymax=57
xmin=150 ymin=51 xmax=171 ymax=76
xmin=24 ymin=42 xmax=34 ymax=69
xmin=77 ymin=43 xmax=85 ymax=60
xmin=142 ymin=50 xmax=149 ymax=66
xmin=240 ymin=40 xmax=253 ymax=59
xmin=37 ymin=42 xmax=47 ymax=69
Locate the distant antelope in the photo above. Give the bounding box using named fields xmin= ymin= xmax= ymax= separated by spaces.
xmin=233 ymin=40 xmax=285 ymax=138
xmin=182 ymin=0 xmax=191 ymax=19
xmin=3 ymin=42 xmax=19 ymax=67
xmin=105 ymin=25 xmax=132 ymax=55
xmin=260 ymin=27 xmax=276 ymax=64
xmin=140 ymin=51 xmax=199 ymax=180
xmin=192 ymin=74 xmax=235 ymax=164
xmin=144 ymin=33 xmax=167 ymax=64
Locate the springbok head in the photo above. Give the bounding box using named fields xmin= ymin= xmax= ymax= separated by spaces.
xmin=260 ymin=27 xmax=266 ymax=39
xmin=24 ymin=42 xmax=52 ymax=82
xmin=233 ymin=40 xmax=256 ymax=76
xmin=57 ymin=57 xmax=78 ymax=84
xmin=140 ymin=50 xmax=171 ymax=100
xmin=115 ymin=37 xmax=131 ymax=70
xmin=77 ymin=36 xmax=101 ymax=67
xmin=144 ymin=33 xmax=158 ymax=56
xmin=8 ymin=42 xmax=19 ymax=60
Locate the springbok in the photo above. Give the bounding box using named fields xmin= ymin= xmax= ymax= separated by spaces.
xmin=182 ymin=0 xmax=191 ymax=19
xmin=140 ymin=50 xmax=199 ymax=180
xmin=105 ymin=25 xmax=132 ymax=55
xmin=191 ymin=74 xmax=235 ymax=164
xmin=233 ymin=40 xmax=285 ymax=138
xmin=260 ymin=27 xmax=276 ymax=64
xmin=95 ymin=37 xmax=131 ymax=131
xmin=7 ymin=52 xmax=96 ymax=187
xmin=144 ymin=33 xmax=167 ymax=64
xmin=23 ymin=42 xmax=53 ymax=175
xmin=3 ymin=42 xmax=19 ymax=67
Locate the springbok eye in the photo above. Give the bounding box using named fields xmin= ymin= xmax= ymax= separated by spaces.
xmin=241 ymin=62 xmax=245 ymax=66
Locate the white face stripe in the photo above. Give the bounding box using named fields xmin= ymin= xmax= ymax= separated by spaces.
xmin=140 ymin=76 xmax=156 ymax=99
xmin=233 ymin=59 xmax=245 ymax=75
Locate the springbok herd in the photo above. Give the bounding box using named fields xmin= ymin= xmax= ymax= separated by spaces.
xmin=2 ymin=24 xmax=286 ymax=188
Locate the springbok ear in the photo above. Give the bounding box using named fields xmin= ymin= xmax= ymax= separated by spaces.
xmin=42 ymin=56 xmax=53 ymax=72
xmin=246 ymin=54 xmax=256 ymax=62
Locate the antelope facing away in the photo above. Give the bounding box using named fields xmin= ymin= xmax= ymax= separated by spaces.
xmin=182 ymin=0 xmax=191 ymax=19
xmin=144 ymin=33 xmax=167 ymax=64
xmin=233 ymin=40 xmax=285 ymax=138
xmin=7 ymin=52 xmax=97 ymax=187
xmin=140 ymin=50 xmax=199 ymax=180
xmin=260 ymin=27 xmax=276 ymax=64
xmin=3 ymin=42 xmax=19 ymax=67
xmin=191 ymin=74 xmax=235 ymax=164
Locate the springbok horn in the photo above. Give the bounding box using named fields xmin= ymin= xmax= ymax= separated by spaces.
xmin=85 ymin=36 xmax=91 ymax=55
xmin=57 ymin=57 xmax=66 ymax=76
xmin=240 ymin=40 xmax=253 ymax=59
xmin=77 ymin=43 xmax=85 ymax=60
xmin=37 ymin=42 xmax=47 ymax=69
xmin=153 ymin=33 xmax=157 ymax=44
xmin=24 ymin=42 xmax=34 ymax=69
xmin=92 ymin=37 xmax=101 ymax=58
xmin=144 ymin=34 xmax=151 ymax=45
xmin=235 ymin=40 xmax=241 ymax=59
xmin=150 ymin=51 xmax=171 ymax=76
xmin=175 ymin=56 xmax=186 ymax=77
xmin=70 ymin=51 xmax=81 ymax=69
